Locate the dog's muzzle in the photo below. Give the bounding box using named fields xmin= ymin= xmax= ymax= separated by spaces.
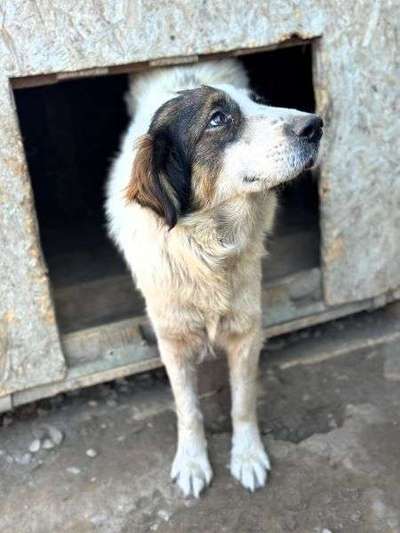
xmin=291 ymin=115 xmax=323 ymax=143
xmin=288 ymin=114 xmax=323 ymax=169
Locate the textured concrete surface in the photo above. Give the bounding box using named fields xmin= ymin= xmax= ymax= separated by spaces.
xmin=1 ymin=0 xmax=399 ymax=396
xmin=1 ymin=339 xmax=399 ymax=533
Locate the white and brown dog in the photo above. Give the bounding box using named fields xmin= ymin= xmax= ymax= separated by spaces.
xmin=106 ymin=59 xmax=323 ymax=497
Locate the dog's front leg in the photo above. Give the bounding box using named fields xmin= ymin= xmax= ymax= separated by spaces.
xmin=157 ymin=335 xmax=212 ymax=498
xmin=225 ymin=324 xmax=270 ymax=491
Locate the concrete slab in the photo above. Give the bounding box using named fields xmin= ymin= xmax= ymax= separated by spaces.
xmin=0 ymin=340 xmax=399 ymax=532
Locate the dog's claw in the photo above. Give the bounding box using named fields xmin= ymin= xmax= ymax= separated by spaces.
xmin=230 ymin=441 xmax=270 ymax=492
xmin=171 ymin=449 xmax=213 ymax=498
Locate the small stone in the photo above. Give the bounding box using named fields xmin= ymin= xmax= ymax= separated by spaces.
xmin=88 ymin=400 xmax=98 ymax=408
xmin=86 ymin=448 xmax=98 ymax=458
xmin=42 ymin=438 xmax=55 ymax=450
xmin=106 ymin=399 xmax=118 ymax=407
xmin=90 ymin=477 xmax=97 ymax=483
xmin=66 ymin=466 xmax=81 ymax=475
xmin=157 ymin=510 xmax=171 ymax=522
xmin=47 ymin=426 xmax=64 ymax=446
xmin=100 ymin=423 xmax=108 ymax=429
xmin=322 ymin=529 xmax=333 ymax=533
xmin=16 ymin=452 xmax=32 ymax=465
xmin=29 ymin=439 xmax=41 ymax=453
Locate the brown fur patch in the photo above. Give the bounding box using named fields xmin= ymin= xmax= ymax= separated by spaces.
xmin=127 ymin=86 xmax=243 ymax=221
xmin=125 ymin=135 xmax=173 ymax=220
xmin=192 ymin=161 xmax=218 ymax=209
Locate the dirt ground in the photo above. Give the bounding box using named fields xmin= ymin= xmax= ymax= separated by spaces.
xmin=1 ymin=331 xmax=399 ymax=533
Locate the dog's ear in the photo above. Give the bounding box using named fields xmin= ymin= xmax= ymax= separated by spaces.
xmin=126 ymin=133 xmax=191 ymax=228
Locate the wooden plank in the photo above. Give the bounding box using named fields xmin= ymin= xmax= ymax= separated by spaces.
xmin=10 ymin=40 xmax=317 ymax=90
xmin=54 ymin=274 xmax=144 ymax=333
xmin=61 ymin=267 xmax=378 ymax=371
xmin=52 ymin=228 xmax=319 ymax=333
xmin=10 ymin=301 xmax=399 ymax=412
xmin=12 ymin=347 xmax=160 ymax=408
xmin=269 ymin=302 xmax=400 ymax=369
xmin=61 ymin=266 xmax=324 ymax=366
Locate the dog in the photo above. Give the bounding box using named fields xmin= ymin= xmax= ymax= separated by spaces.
xmin=106 ymin=59 xmax=323 ymax=497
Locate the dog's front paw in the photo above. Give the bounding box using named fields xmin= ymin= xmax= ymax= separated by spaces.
xmin=171 ymin=446 xmax=213 ymax=498
xmin=230 ymin=426 xmax=271 ymax=492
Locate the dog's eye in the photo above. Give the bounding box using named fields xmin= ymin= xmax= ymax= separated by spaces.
xmin=208 ymin=111 xmax=229 ymax=128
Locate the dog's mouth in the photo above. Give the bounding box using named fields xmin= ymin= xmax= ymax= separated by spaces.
xmin=242 ymin=143 xmax=321 ymax=187
xmin=302 ymin=141 xmax=321 ymax=171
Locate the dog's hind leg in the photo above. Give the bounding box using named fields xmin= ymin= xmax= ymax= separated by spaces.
xmin=224 ymin=321 xmax=271 ymax=492
xmin=157 ymin=334 xmax=212 ymax=498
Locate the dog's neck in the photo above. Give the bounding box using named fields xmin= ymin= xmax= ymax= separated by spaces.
xmin=175 ymin=192 xmax=271 ymax=264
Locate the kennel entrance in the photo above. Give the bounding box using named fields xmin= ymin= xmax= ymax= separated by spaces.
xmin=14 ymin=44 xmax=320 ymax=337
xmin=1 ymin=16 xmax=396 ymax=411
xmin=12 ymin=44 xmax=349 ymax=398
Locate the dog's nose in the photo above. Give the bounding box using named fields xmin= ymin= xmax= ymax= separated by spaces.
xmin=291 ymin=115 xmax=323 ymax=142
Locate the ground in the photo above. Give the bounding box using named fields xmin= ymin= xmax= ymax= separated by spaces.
xmin=0 ymin=325 xmax=399 ymax=533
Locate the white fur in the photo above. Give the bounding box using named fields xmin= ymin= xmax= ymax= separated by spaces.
xmin=214 ymin=84 xmax=316 ymax=199
xmin=231 ymin=422 xmax=271 ymax=491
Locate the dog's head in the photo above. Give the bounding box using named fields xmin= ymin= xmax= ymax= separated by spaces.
xmin=126 ymin=84 xmax=323 ymax=228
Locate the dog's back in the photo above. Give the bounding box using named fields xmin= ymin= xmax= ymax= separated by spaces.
xmin=125 ymin=59 xmax=249 ymax=118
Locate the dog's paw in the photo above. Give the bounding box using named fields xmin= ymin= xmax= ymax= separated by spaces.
xmin=230 ymin=429 xmax=270 ymax=492
xmin=171 ymin=447 xmax=213 ymax=498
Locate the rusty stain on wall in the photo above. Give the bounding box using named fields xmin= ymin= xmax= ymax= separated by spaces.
xmin=324 ymin=237 xmax=345 ymax=265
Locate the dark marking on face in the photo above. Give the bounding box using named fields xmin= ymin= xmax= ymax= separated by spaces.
xmin=126 ymin=86 xmax=244 ymax=227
